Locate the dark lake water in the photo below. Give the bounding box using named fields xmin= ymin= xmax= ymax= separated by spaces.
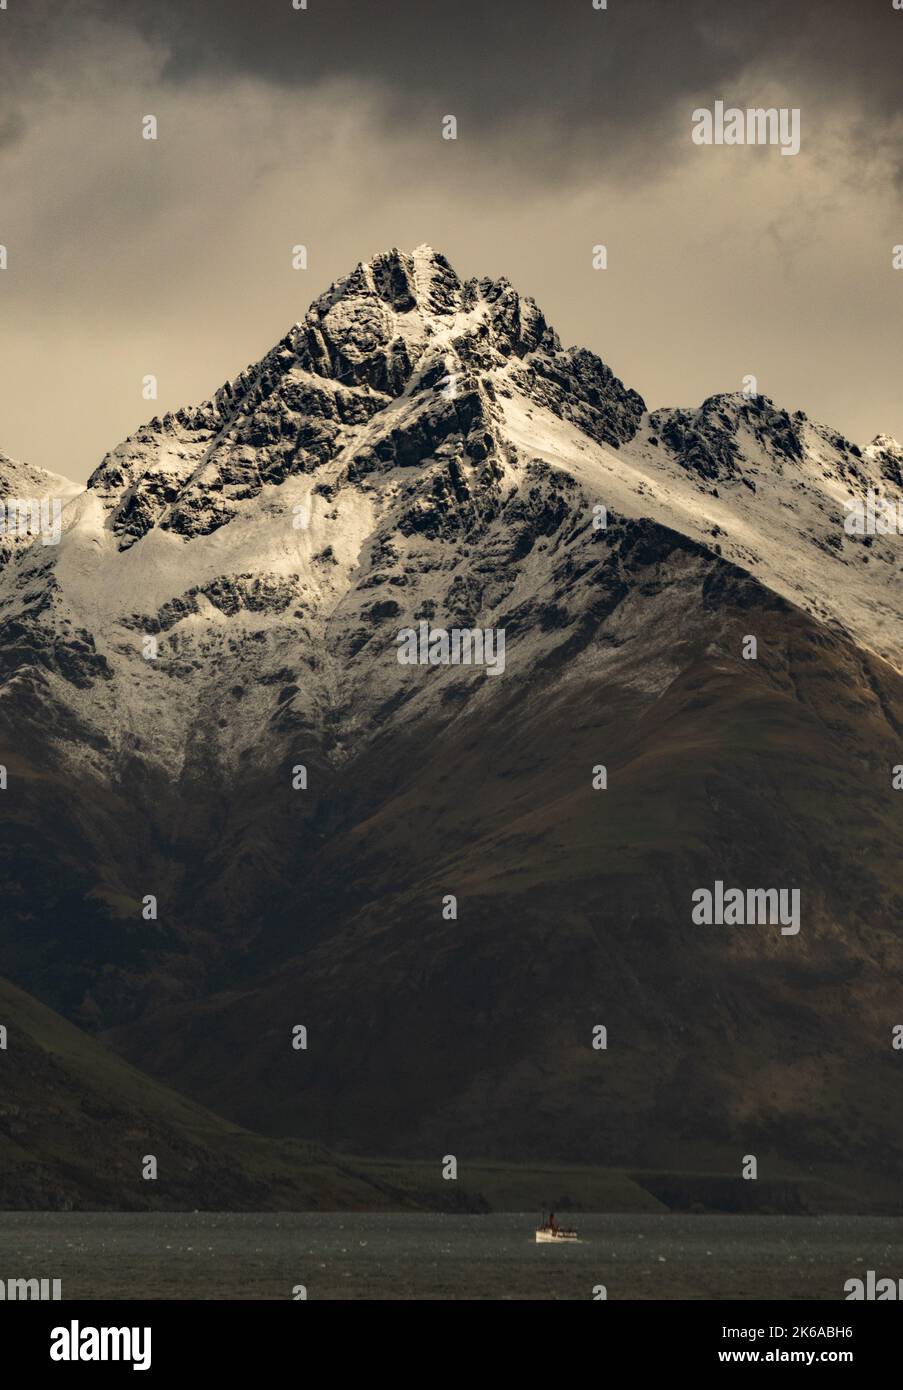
xmin=1 ymin=1212 xmax=900 ymax=1299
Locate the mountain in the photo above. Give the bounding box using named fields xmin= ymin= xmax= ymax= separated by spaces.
xmin=2 ymin=246 xmax=903 ymax=1198
xmin=0 ymin=451 xmax=83 ymax=571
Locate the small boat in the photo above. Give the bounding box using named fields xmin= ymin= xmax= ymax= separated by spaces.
xmin=535 ymin=1211 xmax=579 ymax=1243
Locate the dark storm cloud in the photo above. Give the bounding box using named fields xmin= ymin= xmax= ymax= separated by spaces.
xmin=3 ymin=0 xmax=902 ymax=160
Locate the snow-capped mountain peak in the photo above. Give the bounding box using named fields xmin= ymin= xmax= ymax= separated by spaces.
xmin=1 ymin=247 xmax=901 ymax=788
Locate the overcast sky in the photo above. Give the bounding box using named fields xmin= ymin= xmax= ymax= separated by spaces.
xmin=1 ymin=0 xmax=901 ymax=481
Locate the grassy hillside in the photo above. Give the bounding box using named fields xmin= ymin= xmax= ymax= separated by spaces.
xmin=0 ymin=974 xmax=409 ymax=1211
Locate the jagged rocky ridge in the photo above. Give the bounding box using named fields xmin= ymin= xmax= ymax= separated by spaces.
xmin=88 ymin=249 xmax=642 ymax=548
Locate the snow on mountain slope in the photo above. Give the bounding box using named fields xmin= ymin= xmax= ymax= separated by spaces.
xmin=0 ymin=450 xmax=84 ymax=568
xmin=498 ymin=389 xmax=903 ymax=670
xmin=0 ymin=244 xmax=900 ymax=788
xmin=0 ymin=450 xmax=83 ymax=501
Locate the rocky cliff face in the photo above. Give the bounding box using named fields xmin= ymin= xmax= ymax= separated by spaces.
xmin=86 ymin=248 xmax=641 ymax=548
xmin=2 ymin=247 xmax=903 ymax=1186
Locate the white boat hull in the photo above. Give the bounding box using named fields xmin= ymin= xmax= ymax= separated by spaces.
xmin=535 ymin=1229 xmax=580 ymax=1243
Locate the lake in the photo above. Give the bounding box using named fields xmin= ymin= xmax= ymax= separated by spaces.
xmin=0 ymin=1212 xmax=900 ymax=1299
